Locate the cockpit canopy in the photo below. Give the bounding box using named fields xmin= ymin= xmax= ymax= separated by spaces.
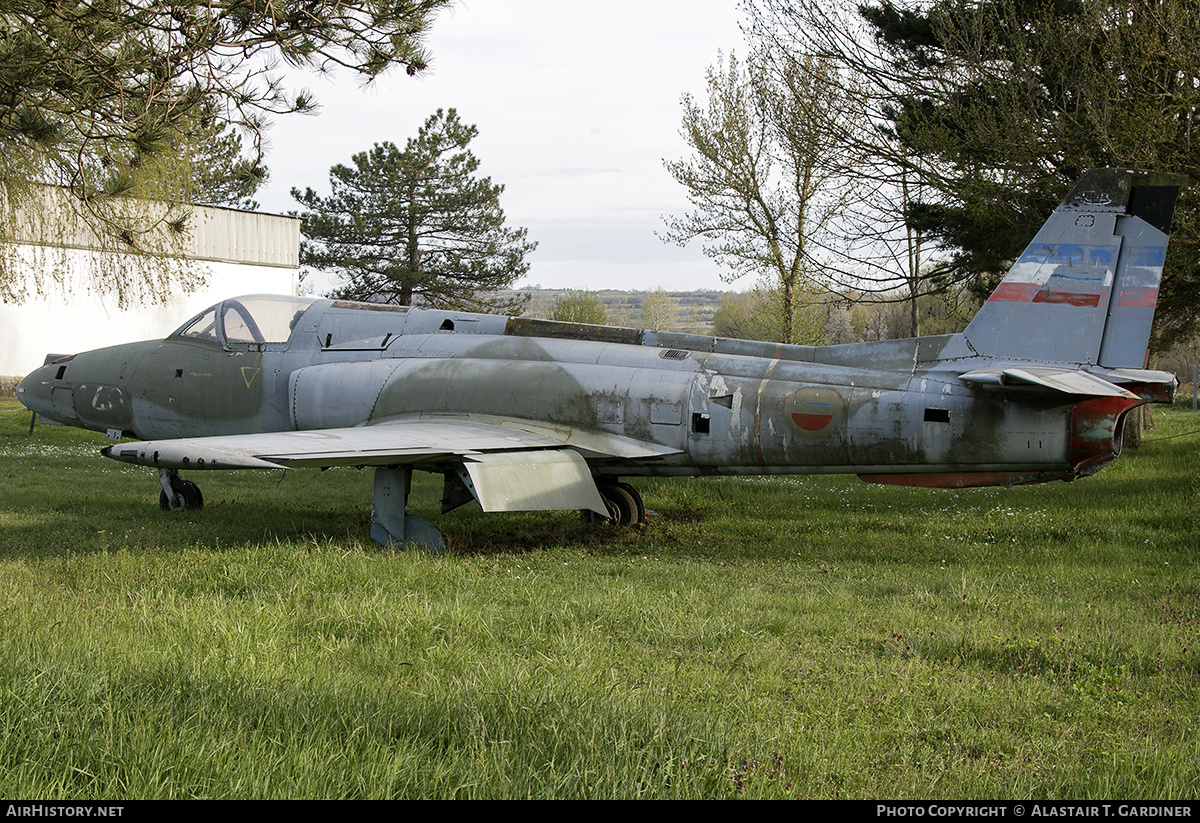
xmin=175 ymin=295 xmax=318 ymax=350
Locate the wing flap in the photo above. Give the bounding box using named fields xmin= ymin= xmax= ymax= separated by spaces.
xmin=463 ymin=450 xmax=608 ymax=516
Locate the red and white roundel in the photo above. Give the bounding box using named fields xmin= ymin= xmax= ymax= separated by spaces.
xmin=787 ymin=387 xmax=846 ymax=437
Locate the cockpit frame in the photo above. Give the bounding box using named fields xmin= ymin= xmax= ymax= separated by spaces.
xmin=174 ymin=295 xmax=318 ymax=352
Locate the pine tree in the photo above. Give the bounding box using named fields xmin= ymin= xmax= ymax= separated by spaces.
xmin=294 ymin=109 xmax=536 ymax=313
xmin=855 ymin=0 xmax=1200 ymax=347
xmin=0 ymin=0 xmax=448 ymax=303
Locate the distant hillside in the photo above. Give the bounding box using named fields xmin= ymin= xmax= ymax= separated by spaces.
xmin=496 ymin=285 xmax=979 ymax=345
xmin=499 ymin=287 xmax=725 ymax=334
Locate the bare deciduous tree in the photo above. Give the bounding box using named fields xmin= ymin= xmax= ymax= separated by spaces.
xmin=661 ymin=50 xmax=859 ymax=344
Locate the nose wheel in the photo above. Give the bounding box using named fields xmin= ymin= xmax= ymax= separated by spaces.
xmin=158 ymin=469 xmax=204 ymax=511
xmin=585 ymin=481 xmax=646 ymax=527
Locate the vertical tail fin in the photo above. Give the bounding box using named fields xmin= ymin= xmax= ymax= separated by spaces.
xmin=962 ymin=169 xmax=1187 ymax=368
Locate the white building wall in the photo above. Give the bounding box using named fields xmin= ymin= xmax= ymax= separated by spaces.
xmin=2 ymin=256 xmax=298 ymax=377
xmin=1 ymin=197 xmax=301 ymax=378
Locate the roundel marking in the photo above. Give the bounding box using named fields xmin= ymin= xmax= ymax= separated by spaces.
xmin=787 ymin=387 xmax=846 ymax=437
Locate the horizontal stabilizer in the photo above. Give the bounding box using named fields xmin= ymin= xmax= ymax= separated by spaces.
xmin=959 ymin=367 xmax=1137 ymax=398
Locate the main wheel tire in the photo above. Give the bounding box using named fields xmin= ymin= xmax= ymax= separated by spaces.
xmin=582 ymin=483 xmax=646 ymax=528
xmin=595 ymin=484 xmax=639 ymax=526
xmin=612 ymin=481 xmax=646 ymax=525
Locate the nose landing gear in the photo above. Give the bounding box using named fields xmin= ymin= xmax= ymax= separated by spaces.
xmin=158 ymin=468 xmax=204 ymax=511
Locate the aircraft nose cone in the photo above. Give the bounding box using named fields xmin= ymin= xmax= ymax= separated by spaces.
xmin=16 ymin=362 xmax=65 ymax=422
xmin=19 ymin=345 xmax=145 ymax=434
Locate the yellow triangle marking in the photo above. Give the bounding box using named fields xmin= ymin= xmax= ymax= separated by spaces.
xmin=241 ymin=367 xmax=260 ymax=389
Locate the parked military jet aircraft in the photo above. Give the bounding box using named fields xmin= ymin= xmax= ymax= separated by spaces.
xmin=17 ymin=168 xmax=1185 ymax=549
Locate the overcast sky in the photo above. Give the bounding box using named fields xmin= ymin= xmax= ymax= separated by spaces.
xmin=253 ymin=0 xmax=749 ymax=293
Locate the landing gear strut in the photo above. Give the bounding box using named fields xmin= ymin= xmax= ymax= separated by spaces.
xmin=585 ymin=481 xmax=647 ymax=527
xmin=371 ymin=466 xmax=445 ymax=551
xmin=158 ymin=468 xmax=203 ymax=511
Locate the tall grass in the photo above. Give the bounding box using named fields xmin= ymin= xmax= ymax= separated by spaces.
xmin=1 ymin=400 xmax=1198 ymax=798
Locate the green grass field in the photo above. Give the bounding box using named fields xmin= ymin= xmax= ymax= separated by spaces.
xmin=1 ymin=398 xmax=1197 ymax=798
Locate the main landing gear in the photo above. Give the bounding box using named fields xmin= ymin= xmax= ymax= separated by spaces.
xmin=371 ymin=466 xmax=446 ymax=552
xmin=151 ymin=467 xmax=645 ymax=548
xmin=158 ymin=468 xmax=203 ymax=511
xmin=585 ymin=481 xmax=647 ymax=528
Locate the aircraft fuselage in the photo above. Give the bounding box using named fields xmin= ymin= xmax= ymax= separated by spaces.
xmin=22 ymin=296 xmax=1147 ymax=487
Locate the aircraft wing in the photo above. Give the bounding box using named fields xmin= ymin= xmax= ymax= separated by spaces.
xmin=100 ymin=418 xmax=682 ymax=517
xmin=101 ymin=418 xmax=680 ymax=470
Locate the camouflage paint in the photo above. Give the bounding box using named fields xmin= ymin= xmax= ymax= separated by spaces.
xmin=15 ymin=169 xmax=1185 ymax=547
